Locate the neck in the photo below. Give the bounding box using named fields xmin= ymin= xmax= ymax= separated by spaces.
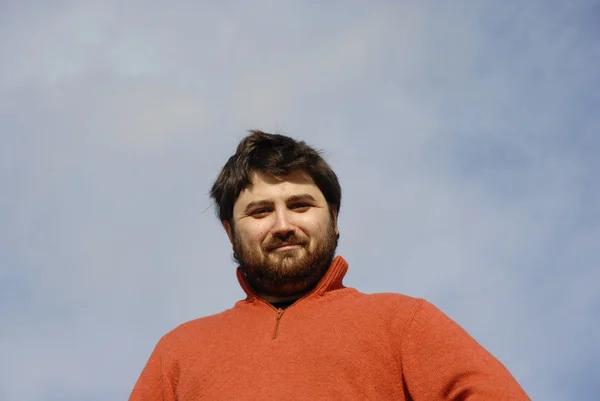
xmin=258 ymin=292 xmax=306 ymax=304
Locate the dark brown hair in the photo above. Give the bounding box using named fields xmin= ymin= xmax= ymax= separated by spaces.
xmin=210 ymin=130 xmax=341 ymax=225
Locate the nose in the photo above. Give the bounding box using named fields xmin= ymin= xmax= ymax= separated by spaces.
xmin=272 ymin=209 xmax=294 ymax=238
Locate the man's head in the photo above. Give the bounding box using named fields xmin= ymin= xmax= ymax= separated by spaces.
xmin=210 ymin=130 xmax=341 ymax=299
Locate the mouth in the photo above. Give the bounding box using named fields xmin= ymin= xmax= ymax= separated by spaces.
xmin=270 ymin=243 xmax=303 ymax=251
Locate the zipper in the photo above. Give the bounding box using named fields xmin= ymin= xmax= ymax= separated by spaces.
xmin=273 ymin=308 xmax=284 ymax=339
xmin=256 ymin=290 xmax=315 ymax=340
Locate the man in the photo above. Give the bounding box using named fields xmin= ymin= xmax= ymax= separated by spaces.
xmin=129 ymin=130 xmax=530 ymax=400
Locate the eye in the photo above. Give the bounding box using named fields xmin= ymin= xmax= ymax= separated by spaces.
xmin=250 ymin=208 xmax=271 ymax=217
xmin=290 ymin=203 xmax=311 ymax=211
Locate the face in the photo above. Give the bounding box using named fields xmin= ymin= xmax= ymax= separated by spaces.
xmin=224 ymin=170 xmax=339 ymax=298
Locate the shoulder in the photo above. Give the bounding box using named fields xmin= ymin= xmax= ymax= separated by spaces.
xmin=156 ymin=306 xmax=241 ymax=349
xmin=336 ymin=289 xmax=427 ymax=324
xmin=348 ymin=290 xmax=422 ymax=310
xmin=345 ymin=292 xmax=462 ymax=331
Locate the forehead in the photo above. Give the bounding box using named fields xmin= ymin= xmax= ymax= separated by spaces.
xmin=235 ymin=170 xmax=325 ymax=206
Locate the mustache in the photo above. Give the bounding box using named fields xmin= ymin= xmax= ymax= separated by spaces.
xmin=266 ymin=234 xmax=308 ymax=251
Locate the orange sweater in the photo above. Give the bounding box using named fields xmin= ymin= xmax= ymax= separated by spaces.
xmin=129 ymin=256 xmax=530 ymax=400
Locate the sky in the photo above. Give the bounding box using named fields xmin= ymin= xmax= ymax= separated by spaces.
xmin=1 ymin=1 xmax=599 ymax=400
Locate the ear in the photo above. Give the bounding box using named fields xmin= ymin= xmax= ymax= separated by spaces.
xmin=331 ymin=206 xmax=339 ymax=236
xmin=223 ymin=220 xmax=234 ymax=245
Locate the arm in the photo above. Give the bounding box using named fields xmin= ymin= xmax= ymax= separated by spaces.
xmin=401 ymin=299 xmax=530 ymax=400
xmin=129 ymin=337 xmax=178 ymax=401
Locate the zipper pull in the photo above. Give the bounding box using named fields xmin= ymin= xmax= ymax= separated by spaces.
xmin=273 ymin=308 xmax=284 ymax=339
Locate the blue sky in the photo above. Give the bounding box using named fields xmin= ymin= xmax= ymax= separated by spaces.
xmin=1 ymin=1 xmax=599 ymax=400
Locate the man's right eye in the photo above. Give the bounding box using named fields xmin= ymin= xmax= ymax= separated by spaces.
xmin=251 ymin=209 xmax=270 ymax=216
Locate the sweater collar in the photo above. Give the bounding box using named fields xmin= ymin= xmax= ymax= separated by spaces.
xmin=236 ymin=255 xmax=349 ymax=302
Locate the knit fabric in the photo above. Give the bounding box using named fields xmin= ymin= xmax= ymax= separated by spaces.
xmin=129 ymin=256 xmax=530 ymax=400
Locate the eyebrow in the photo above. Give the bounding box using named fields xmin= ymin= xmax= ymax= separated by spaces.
xmin=243 ymin=193 xmax=319 ymax=214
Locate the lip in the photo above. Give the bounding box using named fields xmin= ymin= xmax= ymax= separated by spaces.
xmin=271 ymin=244 xmax=302 ymax=251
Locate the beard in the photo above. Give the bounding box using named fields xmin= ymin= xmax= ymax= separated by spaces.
xmin=232 ymin=218 xmax=338 ymax=298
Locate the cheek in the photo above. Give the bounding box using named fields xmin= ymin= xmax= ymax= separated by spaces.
xmin=236 ymin=225 xmax=264 ymax=245
xmin=302 ymin=216 xmax=329 ymax=239
xmin=249 ymin=223 xmax=270 ymax=245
